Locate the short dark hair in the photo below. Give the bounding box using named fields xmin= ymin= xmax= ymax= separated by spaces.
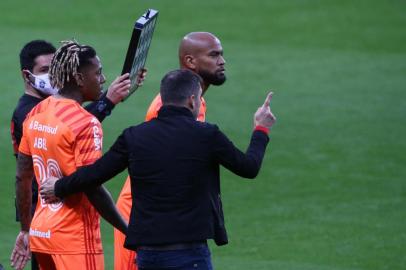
xmin=19 ymin=40 xmax=56 ymax=71
xmin=160 ymin=69 xmax=202 ymax=105
xmin=49 ymin=40 xmax=97 ymax=89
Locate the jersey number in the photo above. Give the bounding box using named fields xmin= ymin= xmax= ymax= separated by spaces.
xmin=32 ymin=155 xmax=63 ymax=211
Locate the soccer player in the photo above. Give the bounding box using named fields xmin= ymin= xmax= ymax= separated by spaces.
xmin=114 ymin=32 xmax=226 ymax=270
xmin=12 ymin=39 xmax=139 ymax=163
xmin=10 ymin=39 xmax=145 ymax=270
xmin=11 ymin=40 xmax=128 ymax=270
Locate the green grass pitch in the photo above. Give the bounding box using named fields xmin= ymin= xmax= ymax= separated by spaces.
xmin=0 ymin=0 xmax=405 ymax=269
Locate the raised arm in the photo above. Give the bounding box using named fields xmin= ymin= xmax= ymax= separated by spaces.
xmin=84 ymin=73 xmax=132 ymax=121
xmin=212 ymin=92 xmax=276 ymax=178
xmin=85 ymin=69 xmax=147 ymax=122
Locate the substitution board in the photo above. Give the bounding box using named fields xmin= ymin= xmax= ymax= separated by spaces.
xmin=122 ymin=9 xmax=159 ymax=100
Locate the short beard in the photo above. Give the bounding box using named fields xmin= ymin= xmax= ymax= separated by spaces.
xmin=199 ymin=70 xmax=226 ymax=86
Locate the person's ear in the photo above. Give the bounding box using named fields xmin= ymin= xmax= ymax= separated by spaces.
xmin=184 ymin=55 xmax=196 ymax=70
xmin=188 ymin=94 xmax=196 ymax=110
xmin=74 ymin=72 xmax=84 ymax=87
xmin=21 ymin=70 xmax=32 ymax=84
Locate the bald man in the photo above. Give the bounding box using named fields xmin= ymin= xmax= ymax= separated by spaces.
xmin=145 ymin=32 xmax=226 ymax=120
xmin=179 ymin=31 xmax=226 ymax=91
xmin=114 ymin=32 xmax=226 ymax=270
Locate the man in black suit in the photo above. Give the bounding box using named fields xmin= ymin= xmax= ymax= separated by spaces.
xmin=40 ymin=69 xmax=276 ymax=270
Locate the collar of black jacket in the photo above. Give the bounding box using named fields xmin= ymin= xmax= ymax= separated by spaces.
xmin=158 ymin=105 xmax=194 ymax=119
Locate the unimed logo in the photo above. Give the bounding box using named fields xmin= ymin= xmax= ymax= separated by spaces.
xmin=30 ymin=228 xmax=51 ymax=239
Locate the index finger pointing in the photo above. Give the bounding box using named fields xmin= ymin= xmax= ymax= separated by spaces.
xmin=263 ymin=91 xmax=273 ymax=108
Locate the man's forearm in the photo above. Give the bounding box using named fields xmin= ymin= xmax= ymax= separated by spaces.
xmin=55 ymin=143 xmax=128 ymax=198
xmin=16 ymin=153 xmax=34 ymax=232
xmin=85 ymin=93 xmax=115 ymax=122
xmin=214 ymin=128 xmax=269 ymax=179
xmin=85 ymin=185 xmax=128 ymax=234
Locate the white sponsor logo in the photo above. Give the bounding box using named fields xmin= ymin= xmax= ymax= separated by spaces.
xmin=29 ymin=120 xmax=58 ymax=135
xmin=90 ymin=118 xmax=102 ymax=151
xmin=34 ymin=137 xmax=47 ymax=150
xmin=29 ymin=228 xmax=51 ymax=239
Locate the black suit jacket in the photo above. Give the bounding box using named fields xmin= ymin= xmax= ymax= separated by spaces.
xmin=55 ymin=105 xmax=270 ymax=249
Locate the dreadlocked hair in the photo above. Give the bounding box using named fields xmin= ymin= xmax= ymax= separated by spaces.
xmin=49 ymin=39 xmax=96 ymax=89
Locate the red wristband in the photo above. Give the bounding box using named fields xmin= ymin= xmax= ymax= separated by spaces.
xmin=254 ymin=125 xmax=269 ymax=135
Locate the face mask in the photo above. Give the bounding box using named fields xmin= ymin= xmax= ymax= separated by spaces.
xmin=28 ymin=72 xmax=59 ymax=96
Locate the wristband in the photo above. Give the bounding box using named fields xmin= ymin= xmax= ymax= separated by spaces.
xmin=254 ymin=125 xmax=269 ymax=135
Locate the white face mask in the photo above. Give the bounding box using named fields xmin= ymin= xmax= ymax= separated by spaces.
xmin=28 ymin=72 xmax=59 ymax=96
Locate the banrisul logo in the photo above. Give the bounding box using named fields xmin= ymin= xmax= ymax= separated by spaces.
xmin=29 ymin=120 xmax=58 ymax=135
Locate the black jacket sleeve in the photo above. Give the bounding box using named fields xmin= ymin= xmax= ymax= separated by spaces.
xmin=211 ymin=127 xmax=270 ymax=179
xmin=55 ymin=132 xmax=129 ymax=198
xmin=85 ymin=92 xmax=115 ymax=122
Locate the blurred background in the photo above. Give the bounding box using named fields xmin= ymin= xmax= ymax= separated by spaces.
xmin=0 ymin=0 xmax=405 ymax=269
